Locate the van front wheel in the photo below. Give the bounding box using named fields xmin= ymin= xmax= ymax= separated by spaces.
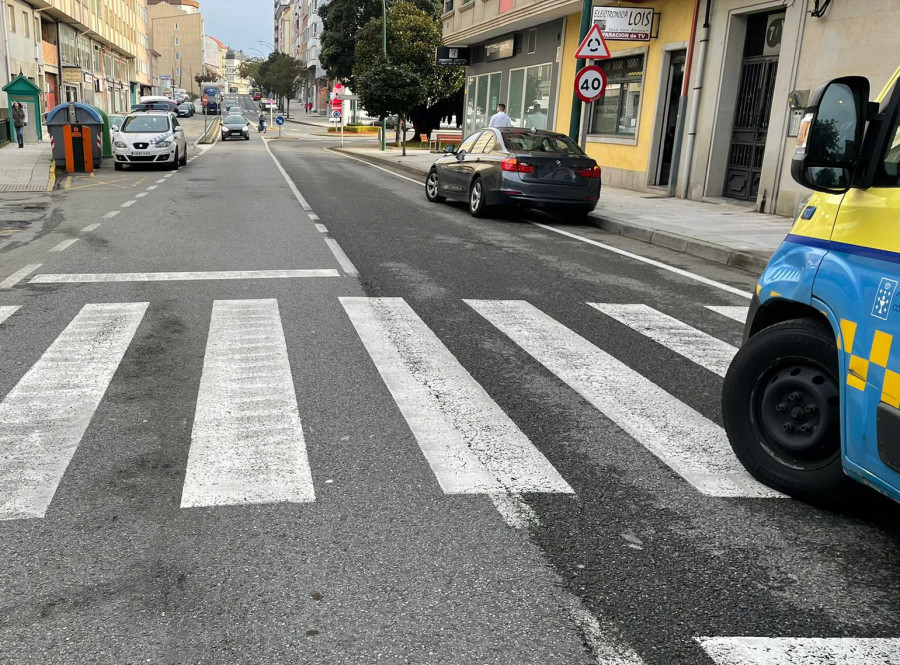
xmin=722 ymin=318 xmax=854 ymax=505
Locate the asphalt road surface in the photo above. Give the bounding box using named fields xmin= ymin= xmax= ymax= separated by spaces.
xmin=0 ymin=95 xmax=897 ymax=665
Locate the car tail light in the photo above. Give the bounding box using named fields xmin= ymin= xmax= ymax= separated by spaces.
xmin=575 ymin=165 xmax=602 ymax=178
xmin=501 ymin=158 xmax=535 ymax=173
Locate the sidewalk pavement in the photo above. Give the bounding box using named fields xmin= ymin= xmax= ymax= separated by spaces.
xmin=335 ymin=145 xmax=792 ymax=273
xmin=0 ymin=139 xmax=54 ymax=192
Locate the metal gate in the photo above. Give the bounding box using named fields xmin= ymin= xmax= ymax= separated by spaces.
xmin=724 ymin=56 xmax=779 ymax=200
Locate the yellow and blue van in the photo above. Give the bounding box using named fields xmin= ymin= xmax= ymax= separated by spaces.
xmin=723 ymin=67 xmax=900 ymax=505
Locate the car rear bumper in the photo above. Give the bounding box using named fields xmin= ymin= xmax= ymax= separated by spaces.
xmin=487 ymin=173 xmax=601 ymax=210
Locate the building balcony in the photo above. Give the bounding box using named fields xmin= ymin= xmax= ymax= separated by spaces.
xmin=443 ymin=0 xmax=580 ymax=46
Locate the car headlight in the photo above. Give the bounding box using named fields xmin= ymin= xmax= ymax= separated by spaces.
xmin=114 ymin=141 xmax=126 ymax=148
xmin=157 ymin=140 xmax=172 ymax=148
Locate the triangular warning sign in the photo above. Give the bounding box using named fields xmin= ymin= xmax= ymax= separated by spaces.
xmin=575 ymin=24 xmax=610 ymax=60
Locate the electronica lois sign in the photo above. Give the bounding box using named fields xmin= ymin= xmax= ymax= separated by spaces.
xmin=592 ymin=6 xmax=654 ymax=41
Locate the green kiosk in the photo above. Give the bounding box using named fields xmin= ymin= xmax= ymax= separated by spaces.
xmin=3 ymin=74 xmax=43 ymax=144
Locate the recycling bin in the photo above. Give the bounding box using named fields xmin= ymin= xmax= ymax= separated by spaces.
xmin=46 ymin=103 xmax=104 ymax=172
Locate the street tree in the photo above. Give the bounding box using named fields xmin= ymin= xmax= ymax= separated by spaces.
xmin=355 ymin=56 xmax=426 ymax=155
xmin=353 ymin=0 xmax=464 ymax=141
xmin=320 ymin=0 xmax=441 ymax=85
xmin=238 ymin=58 xmax=265 ymax=90
xmin=256 ymin=53 xmax=306 ymax=117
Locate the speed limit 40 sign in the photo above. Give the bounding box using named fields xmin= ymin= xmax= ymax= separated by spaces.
xmin=574 ymin=65 xmax=607 ymax=103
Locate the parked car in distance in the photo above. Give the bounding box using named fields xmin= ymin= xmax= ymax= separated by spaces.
xmin=425 ymin=127 xmax=602 ymax=218
xmin=113 ymin=111 xmax=188 ymax=170
xmin=253 ymin=92 xmax=262 ymax=101
xmin=221 ymin=114 xmax=250 ymax=141
xmin=177 ymin=102 xmax=194 ymax=118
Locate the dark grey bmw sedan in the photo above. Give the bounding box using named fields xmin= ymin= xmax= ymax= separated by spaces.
xmin=425 ymin=128 xmax=602 ymax=218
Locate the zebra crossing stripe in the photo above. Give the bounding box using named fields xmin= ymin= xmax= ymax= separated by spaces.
xmin=705 ymin=306 xmax=749 ymax=324
xmin=589 ymin=304 xmax=737 ymax=378
xmin=0 ymin=306 xmax=19 ymax=326
xmin=0 ymin=302 xmax=148 ymax=520
xmin=697 ymin=636 xmax=900 ymax=664
xmin=340 ymin=297 xmax=573 ymax=495
xmin=181 ymin=299 xmax=314 ymax=508
xmin=465 ymin=300 xmax=781 ymax=498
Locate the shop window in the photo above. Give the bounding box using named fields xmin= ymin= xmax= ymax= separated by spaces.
xmin=507 ymin=63 xmax=552 ymax=129
xmin=589 ymin=54 xmax=644 ymax=137
xmin=465 ymin=72 xmax=501 ymax=135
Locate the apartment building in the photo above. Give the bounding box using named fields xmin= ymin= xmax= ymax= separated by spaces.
xmin=294 ymin=0 xmax=326 ymax=110
xmin=275 ymin=0 xmax=294 ymax=55
xmin=203 ymin=34 xmax=225 ymax=78
xmin=225 ymin=48 xmax=251 ymax=94
xmin=148 ymin=0 xmax=204 ymax=96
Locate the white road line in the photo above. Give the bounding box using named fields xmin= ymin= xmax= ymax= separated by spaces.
xmin=135 ymin=192 xmax=148 ymax=198
xmin=465 ymin=300 xmax=781 ymax=498
xmin=0 ymin=306 xmax=19 ymax=326
xmin=264 ymin=139 xmax=314 ymax=211
xmin=146 ymin=185 xmax=158 ymax=190
xmin=328 ymin=148 xmax=425 ymax=186
xmin=30 ymin=269 xmax=342 ymax=284
xmin=529 ymin=222 xmax=754 ymax=300
xmin=103 ymin=210 xmax=120 ymax=219
xmin=0 ymin=264 xmax=41 ymax=290
xmin=156 ymin=178 xmax=166 ymax=184
xmin=697 ymin=637 xmax=900 ymax=664
xmin=341 ymin=297 xmax=573 ymax=496
xmin=315 ymin=224 xmax=328 ymax=233
xmin=308 ymin=212 xmax=319 ymax=221
xmin=181 ymin=299 xmax=314 ymax=508
xmin=80 ymin=223 xmax=101 ymax=233
xmin=568 ymin=605 xmax=646 ymax=665
xmin=325 ymin=238 xmax=359 ymax=277
xmin=121 ymin=200 xmax=136 ymax=207
xmin=588 ymin=303 xmax=737 ymax=378
xmin=706 ymin=306 xmax=750 ymax=324
xmin=49 ymin=239 xmax=78 ymax=253
xmin=0 ymin=302 xmax=148 ymax=519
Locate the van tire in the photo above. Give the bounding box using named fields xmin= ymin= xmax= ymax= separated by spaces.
xmin=722 ymin=318 xmax=856 ymax=505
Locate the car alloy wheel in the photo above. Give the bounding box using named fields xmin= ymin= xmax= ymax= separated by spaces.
xmin=425 ymin=170 xmax=445 ymax=203
xmin=469 ymin=178 xmax=487 ymax=217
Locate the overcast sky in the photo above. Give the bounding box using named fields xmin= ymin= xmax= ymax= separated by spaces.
xmin=203 ymin=0 xmax=274 ymax=56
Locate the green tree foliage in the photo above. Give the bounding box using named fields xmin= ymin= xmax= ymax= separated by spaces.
xmin=352 ymin=1 xmax=464 ymax=145
xmin=237 ymin=58 xmax=264 ymax=88
xmin=194 ymin=68 xmax=218 ymax=87
xmin=320 ymin=0 xmax=440 ymax=85
xmin=256 ymin=53 xmax=306 ymax=117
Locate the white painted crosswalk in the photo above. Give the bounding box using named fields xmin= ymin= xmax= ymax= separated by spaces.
xmin=0 ymin=303 xmax=148 ymax=520
xmin=698 ymin=636 xmax=900 ymax=664
xmin=181 ymin=299 xmax=314 ymax=508
xmin=466 ymin=300 xmax=779 ymax=498
xmin=0 ymin=296 xmax=779 ymax=515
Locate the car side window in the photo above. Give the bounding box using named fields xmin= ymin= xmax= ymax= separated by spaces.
xmin=877 ymin=107 xmax=900 ymax=186
xmin=472 ymin=132 xmax=493 ymax=154
xmin=171 ymin=118 xmax=180 ymax=129
xmin=480 ymin=134 xmax=497 ymax=153
xmin=458 ymin=132 xmax=481 ymax=154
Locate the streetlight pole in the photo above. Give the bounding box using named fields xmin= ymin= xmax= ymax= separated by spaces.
xmin=381 ymin=0 xmax=387 ymax=151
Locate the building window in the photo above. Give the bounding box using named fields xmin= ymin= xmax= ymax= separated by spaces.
xmin=174 ymin=37 xmax=179 ymax=45
xmin=526 ymin=29 xmax=537 ymax=55
xmin=7 ymin=5 xmax=15 ymax=33
xmin=465 ymin=71 xmax=501 ymax=135
xmin=507 ymin=63 xmax=552 ymax=129
xmin=22 ymin=11 xmax=29 ymax=38
xmin=589 ymin=54 xmax=644 ymax=136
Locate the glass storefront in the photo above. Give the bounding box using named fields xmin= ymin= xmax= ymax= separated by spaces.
xmin=465 ymin=72 xmax=501 ymax=135
xmin=507 ymin=63 xmax=552 ymax=129
xmin=590 ymin=54 xmax=644 ymax=136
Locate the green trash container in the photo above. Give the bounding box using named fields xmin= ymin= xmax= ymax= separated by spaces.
xmin=90 ymin=105 xmax=113 ymax=159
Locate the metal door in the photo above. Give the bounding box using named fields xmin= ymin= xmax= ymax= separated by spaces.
xmin=724 ymin=56 xmax=779 ymax=200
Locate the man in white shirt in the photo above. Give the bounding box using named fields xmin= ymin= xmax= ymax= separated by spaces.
xmin=488 ymin=103 xmax=511 ymax=128
xmin=524 ymin=104 xmax=547 ymax=129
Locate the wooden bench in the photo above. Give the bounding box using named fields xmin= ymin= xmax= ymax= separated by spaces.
xmin=428 ymin=131 xmax=463 ymax=152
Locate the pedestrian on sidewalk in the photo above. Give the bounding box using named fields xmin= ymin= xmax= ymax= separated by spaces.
xmin=11 ymin=102 xmax=26 ymax=148
xmin=488 ymin=103 xmax=511 ymax=128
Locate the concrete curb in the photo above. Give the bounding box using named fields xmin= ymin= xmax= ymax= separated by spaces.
xmin=46 ymin=159 xmax=57 ymax=192
xmin=333 ymin=148 xmax=773 ymax=274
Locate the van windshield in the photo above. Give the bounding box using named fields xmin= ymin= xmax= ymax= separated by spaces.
xmin=121 ymin=115 xmax=171 ymax=133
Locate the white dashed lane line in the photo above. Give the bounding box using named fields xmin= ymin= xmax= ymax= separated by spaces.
xmin=315 ymin=224 xmax=328 ymax=233
xmin=135 ymin=192 xmax=148 ymax=198
xmin=146 ymin=185 xmax=158 ymax=190
xmin=80 ymin=224 xmax=101 ymax=233
xmin=49 ymin=239 xmax=78 ymax=253
xmin=0 ymin=264 xmax=42 ymax=290
xmin=103 ymin=211 xmax=120 ymax=219
xmin=121 ymin=200 xmax=136 ymax=208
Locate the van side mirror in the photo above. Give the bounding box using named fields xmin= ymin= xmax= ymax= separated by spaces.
xmin=791 ymin=76 xmax=870 ymax=194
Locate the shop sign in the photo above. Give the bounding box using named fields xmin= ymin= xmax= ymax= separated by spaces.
xmin=592 ymin=6 xmax=654 ymax=41
xmin=435 ymin=46 xmax=470 ymax=66
xmin=61 ymin=67 xmax=82 ymax=85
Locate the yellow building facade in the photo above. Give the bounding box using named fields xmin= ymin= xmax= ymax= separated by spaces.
xmin=555 ymin=1 xmax=695 ymax=190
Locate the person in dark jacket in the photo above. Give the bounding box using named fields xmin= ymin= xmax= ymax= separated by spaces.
xmin=11 ymin=102 xmax=26 ymax=148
